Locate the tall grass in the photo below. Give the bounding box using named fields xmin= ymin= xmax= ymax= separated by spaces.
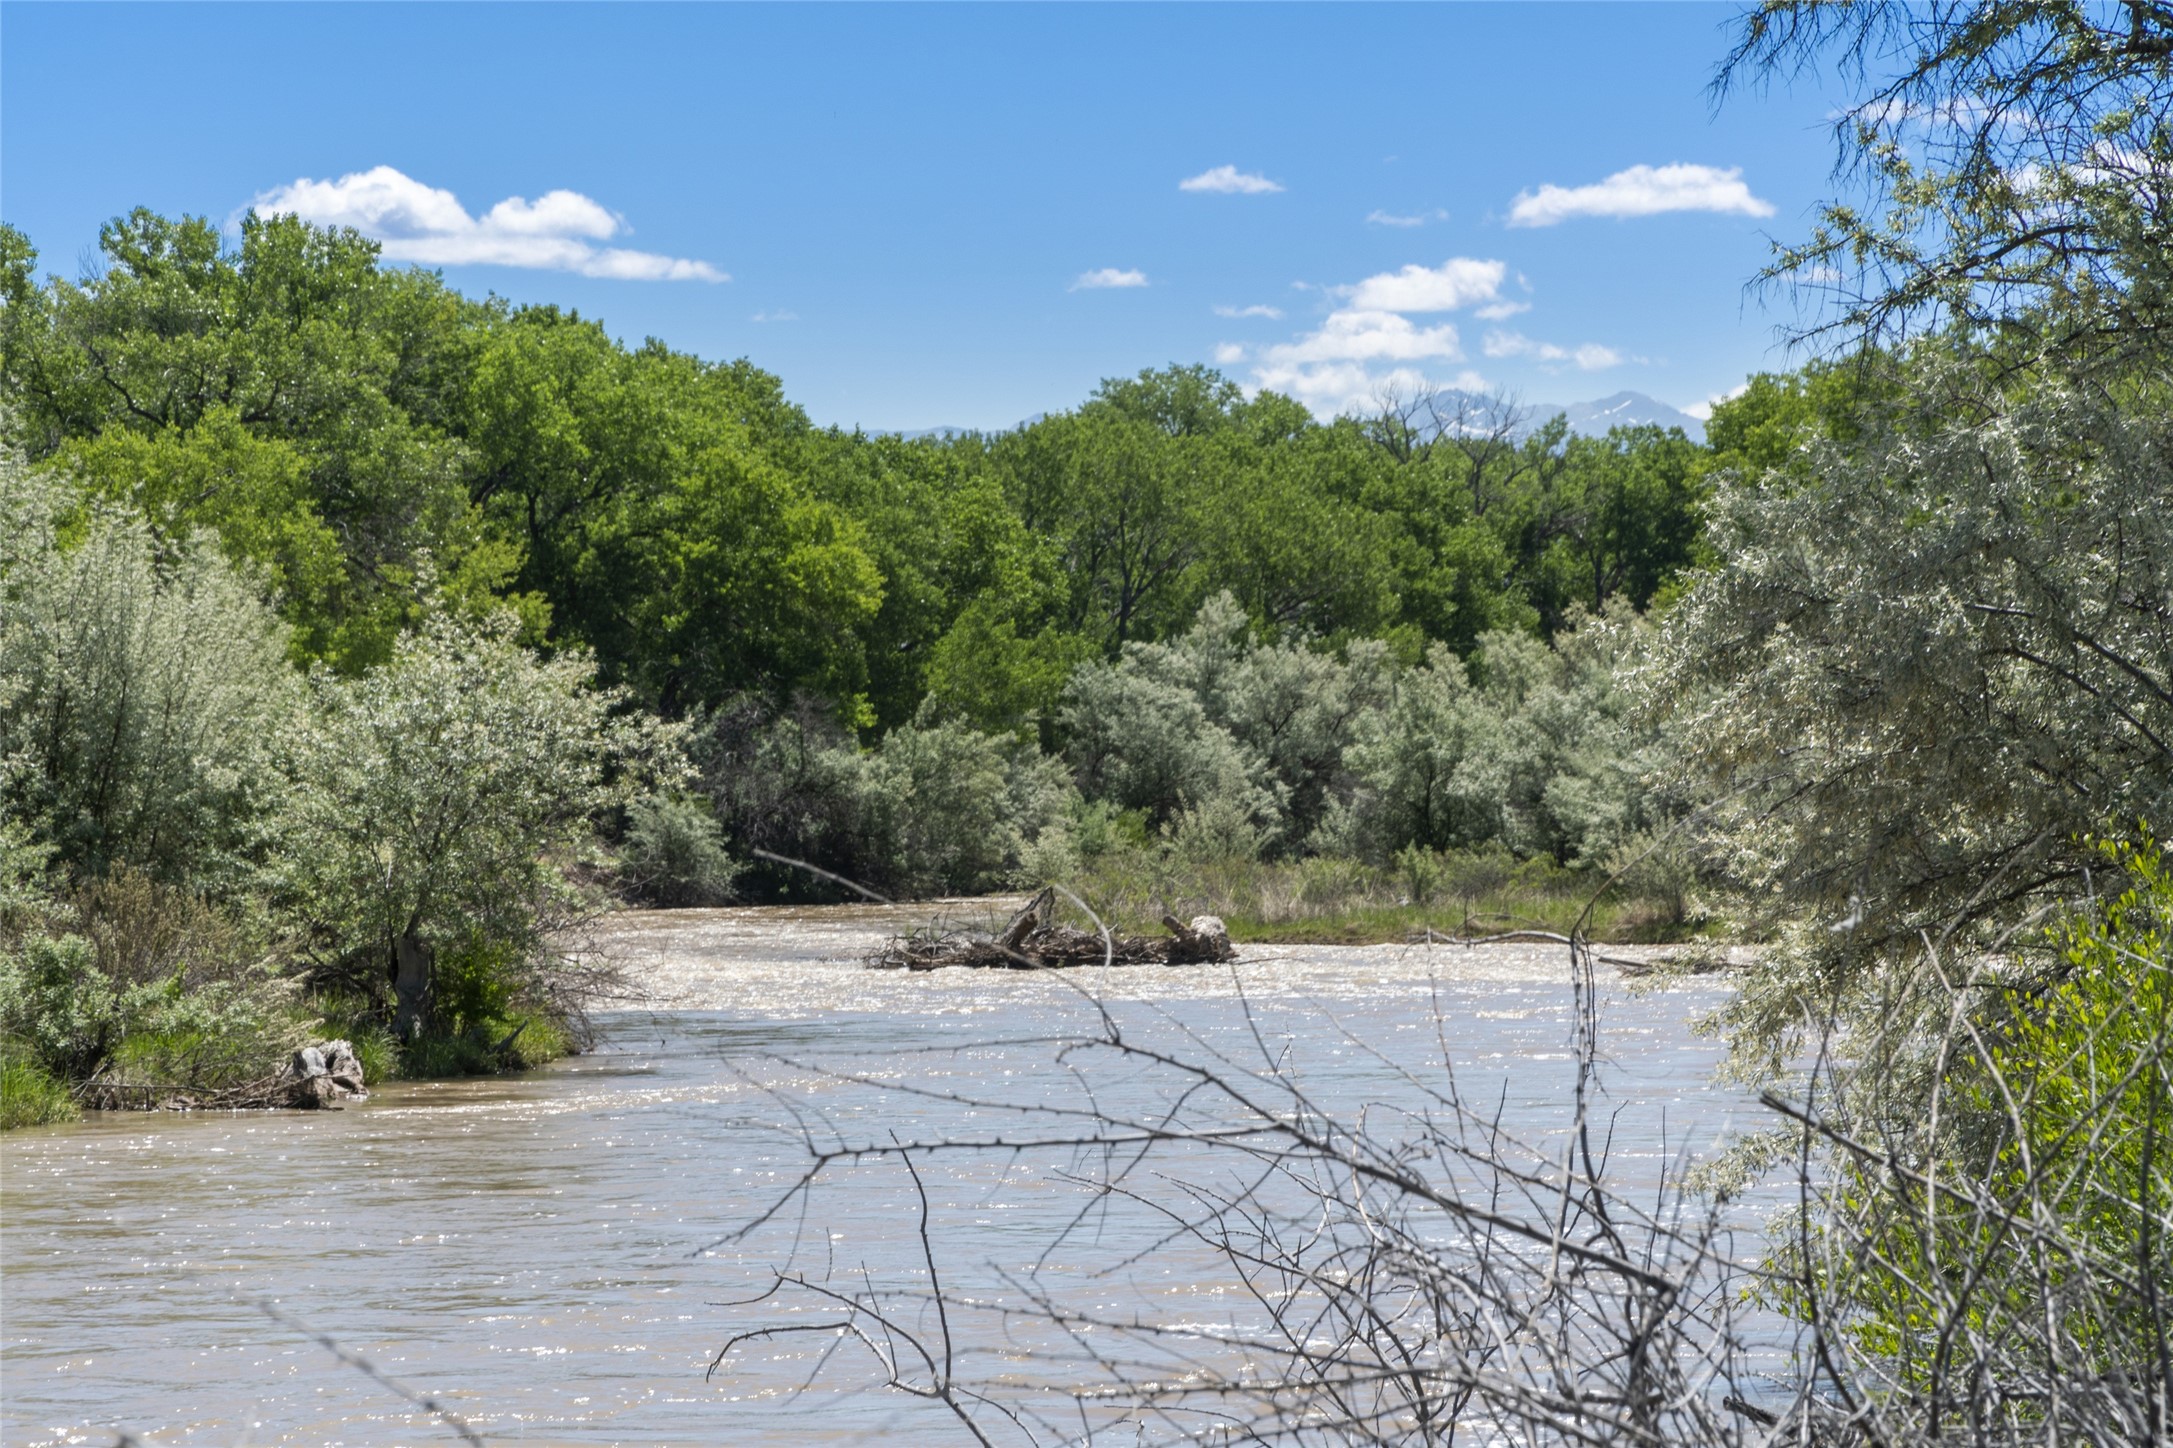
xmin=1061 ymin=843 xmax=1708 ymax=944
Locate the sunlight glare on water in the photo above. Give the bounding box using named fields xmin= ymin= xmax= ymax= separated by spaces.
xmin=1 ymin=903 xmax=1746 ymax=1447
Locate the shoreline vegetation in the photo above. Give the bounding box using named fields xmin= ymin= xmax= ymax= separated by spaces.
xmin=5 ymin=2 xmax=2172 ymax=1432
xmin=1 ymin=199 xmax=1732 ymax=1125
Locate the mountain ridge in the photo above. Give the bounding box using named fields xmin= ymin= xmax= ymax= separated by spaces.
xmin=878 ymin=392 xmax=1704 ymax=442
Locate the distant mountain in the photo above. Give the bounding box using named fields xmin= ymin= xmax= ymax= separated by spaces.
xmin=1523 ymin=391 xmax=1705 ymax=440
xmin=886 ymin=395 xmax=1704 ymax=443
xmin=886 ymin=413 xmax=1046 ymax=441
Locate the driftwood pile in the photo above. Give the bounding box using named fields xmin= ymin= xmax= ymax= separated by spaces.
xmin=76 ymin=1039 xmax=369 ymax=1113
xmin=869 ymin=889 xmax=1238 ymax=971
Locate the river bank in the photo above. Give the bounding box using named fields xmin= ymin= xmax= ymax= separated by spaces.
xmin=2 ymin=902 xmax=1752 ymax=1447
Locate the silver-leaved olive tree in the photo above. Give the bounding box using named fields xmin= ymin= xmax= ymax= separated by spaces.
xmin=0 ymin=454 xmax=298 ymax=892
xmin=1658 ymin=350 xmax=2173 ymax=1067
xmin=276 ymin=609 xmax=675 ymax=1039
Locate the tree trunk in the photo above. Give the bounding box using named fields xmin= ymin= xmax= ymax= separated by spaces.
xmin=392 ymin=926 xmax=435 ymax=1041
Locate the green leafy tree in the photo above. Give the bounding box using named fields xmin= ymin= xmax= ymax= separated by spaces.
xmin=1722 ymin=0 xmax=2173 ymax=366
xmin=2 ymin=211 xmax=510 ymax=669
xmin=276 ymin=610 xmax=668 ymax=1039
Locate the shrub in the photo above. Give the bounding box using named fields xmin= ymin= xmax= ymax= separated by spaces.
xmin=0 ymin=934 xmax=125 ymax=1081
xmin=620 ymin=794 xmax=741 ymax=907
xmin=277 ymin=608 xmax=666 ymax=1039
xmin=0 ymin=924 xmax=299 ymax=1091
xmin=0 ymin=465 xmax=298 ymax=891
xmin=1770 ymin=831 xmax=2173 ymax=1431
xmin=698 ymin=700 xmax=1073 ymax=899
xmin=0 ymin=1044 xmax=76 ymax=1129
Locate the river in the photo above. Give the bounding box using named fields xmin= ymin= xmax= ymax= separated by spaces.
xmin=2 ymin=903 xmax=1756 ymax=1446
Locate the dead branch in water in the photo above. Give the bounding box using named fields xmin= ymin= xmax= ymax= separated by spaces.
xmin=866 ymin=887 xmax=1237 ymax=971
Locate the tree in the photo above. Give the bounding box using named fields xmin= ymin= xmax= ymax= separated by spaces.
xmin=1656 ymin=348 xmax=2173 ymax=1061
xmin=0 ymin=455 xmax=297 ymax=890
xmin=277 ymin=610 xmax=665 ymax=1038
xmin=1722 ymin=0 xmax=2173 ymax=366
xmin=2 ymin=211 xmax=511 ymax=670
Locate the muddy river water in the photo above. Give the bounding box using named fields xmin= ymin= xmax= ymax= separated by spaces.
xmin=2 ymin=903 xmax=1757 ymax=1446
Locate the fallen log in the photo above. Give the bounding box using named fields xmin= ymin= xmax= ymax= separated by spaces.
xmin=868 ymin=893 xmax=1238 ymax=971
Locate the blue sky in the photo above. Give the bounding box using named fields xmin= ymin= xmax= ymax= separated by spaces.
xmin=1 ymin=3 xmax=1849 ymax=431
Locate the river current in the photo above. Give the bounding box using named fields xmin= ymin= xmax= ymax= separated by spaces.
xmin=2 ymin=903 xmax=1753 ymax=1446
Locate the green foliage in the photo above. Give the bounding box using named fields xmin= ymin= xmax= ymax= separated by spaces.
xmin=1721 ymin=0 xmax=2173 ymax=364
xmin=858 ymin=719 xmax=1077 ymax=897
xmin=0 ymin=1043 xmax=77 ymax=1129
xmin=620 ymin=794 xmax=741 ymax=907
xmin=1778 ymin=833 xmax=2173 ymax=1398
xmin=0 ymin=933 xmax=122 ymax=1081
xmin=1053 ymin=842 xmax=1686 ymax=945
xmin=0 ymin=919 xmax=300 ymax=1094
xmin=0 ymin=456 xmax=298 ymax=889
xmin=1657 ymin=347 xmax=2173 ymax=1064
xmin=276 ymin=608 xmax=671 ymax=1035
xmin=696 ymin=700 xmax=1073 ymax=898
xmin=2 ymin=211 xmax=514 ymax=671
xmin=7 ymin=208 xmax=1722 ymax=746
xmin=395 ymin=1006 xmax=569 ymax=1079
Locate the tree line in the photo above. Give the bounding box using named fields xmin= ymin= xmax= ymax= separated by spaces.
xmin=0 ymin=214 xmax=1710 ymax=732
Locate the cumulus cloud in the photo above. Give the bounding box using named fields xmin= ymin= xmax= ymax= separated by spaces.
xmin=1366 ymin=208 xmax=1448 ymax=228
xmin=1482 ymin=330 xmax=1625 ymax=371
xmin=1241 ymin=257 xmax=1522 ymax=416
xmin=1475 ymin=300 xmax=1531 ymax=320
xmin=1072 ymin=267 xmax=1148 ymax=290
xmin=1506 ymin=163 xmax=1775 ymax=227
xmin=1180 ymin=165 xmax=1284 ymax=194
xmin=1338 ymin=258 xmax=1507 ymax=312
xmin=1251 ymin=361 xmax=1491 ymax=419
xmin=1214 ymin=342 xmax=1248 ymax=364
xmin=1266 ymin=309 xmax=1463 ymax=366
xmin=1214 ymin=303 xmax=1284 ymax=320
xmin=252 ymin=165 xmax=727 ymax=281
xmin=1683 ymin=380 xmax=1752 ymax=421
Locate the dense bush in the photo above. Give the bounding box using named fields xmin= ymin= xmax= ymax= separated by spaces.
xmin=0 ymin=461 xmax=298 ymax=890
xmin=1657 ymin=349 xmax=2173 ymax=1065
xmin=1058 ymin=592 xmax=1677 ymax=875
xmin=696 ymin=697 xmax=1074 ymax=899
xmin=0 ymin=876 xmax=303 ymax=1095
xmin=1767 ymin=832 xmax=2173 ymax=1426
xmin=618 ymin=794 xmax=742 ymax=907
xmin=276 ymin=609 xmax=667 ymax=1039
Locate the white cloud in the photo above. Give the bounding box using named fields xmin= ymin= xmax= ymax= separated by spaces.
xmin=1683 ymin=380 xmax=1751 ymax=421
xmin=1339 ymin=258 xmax=1507 ymax=313
xmin=1483 ymin=330 xmax=1625 ymax=371
xmin=1474 ymin=300 xmax=1531 ymax=321
xmin=1366 ymin=208 xmax=1448 ymax=228
xmin=1180 ymin=165 xmax=1284 ymax=195
xmin=1251 ymin=361 xmax=1491 ymax=419
xmin=1506 ymin=163 xmax=1775 ymax=227
xmin=1239 ymin=257 xmax=1519 ymax=416
xmin=1072 ymin=267 xmax=1148 ymax=290
xmin=1214 ymin=303 xmax=1284 ymax=320
xmin=252 ymin=165 xmax=727 ymax=281
xmin=1266 ymin=309 xmax=1463 ymax=366
xmin=751 ymin=309 xmax=799 ymax=323
xmin=1214 ymin=342 xmax=1248 ymax=364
